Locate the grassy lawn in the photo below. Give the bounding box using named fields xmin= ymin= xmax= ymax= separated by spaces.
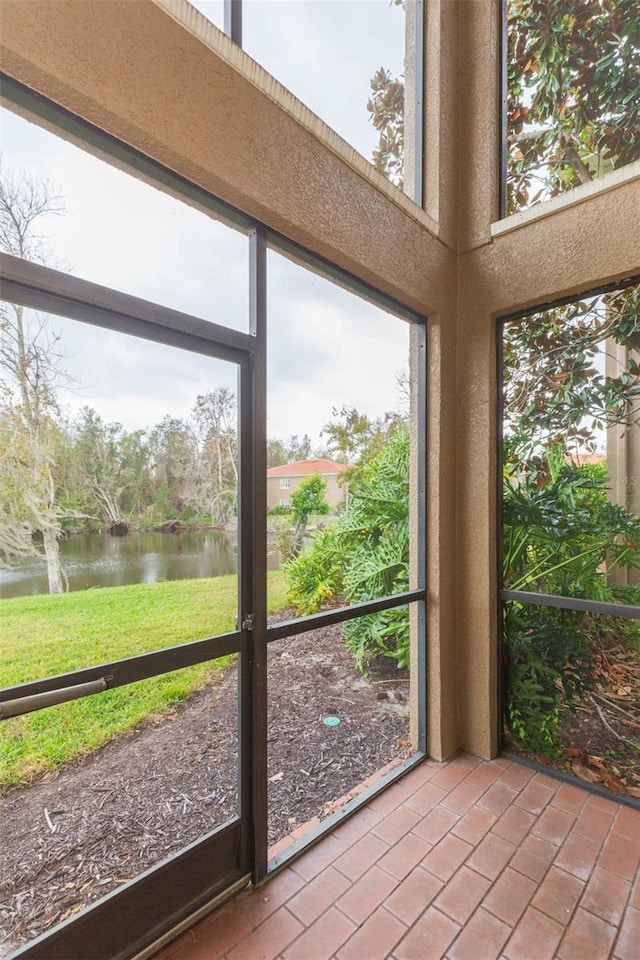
xmin=0 ymin=572 xmax=287 ymax=787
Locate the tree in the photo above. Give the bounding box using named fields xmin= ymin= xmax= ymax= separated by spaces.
xmin=367 ymin=0 xmax=405 ymax=187
xmin=369 ymin=0 xmax=640 ymax=213
xmin=322 ymin=405 xmax=375 ymax=463
xmin=368 ymin=67 xmax=404 ymax=188
xmin=0 ymin=168 xmax=68 ymax=591
xmin=507 ymin=0 xmax=640 ymax=212
xmin=289 ymin=473 xmax=330 ymax=553
xmin=192 ymin=388 xmax=238 ymax=523
xmin=266 ymin=433 xmax=313 ymax=468
xmin=61 ymin=407 xmax=151 ymax=531
xmin=148 ymin=415 xmax=198 ymax=520
xmin=321 ymin=403 xmax=408 ymax=480
xmin=502 ymin=286 xmax=640 ymax=464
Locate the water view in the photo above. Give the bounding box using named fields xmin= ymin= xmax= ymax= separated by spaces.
xmin=0 ymin=530 xmax=238 ymax=599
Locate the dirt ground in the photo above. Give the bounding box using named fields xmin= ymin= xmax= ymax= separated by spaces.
xmin=0 ymin=617 xmax=410 ymax=955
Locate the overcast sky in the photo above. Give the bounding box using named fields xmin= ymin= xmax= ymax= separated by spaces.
xmin=190 ymin=0 xmax=405 ymax=161
xmin=1 ymin=1 xmax=409 ymax=446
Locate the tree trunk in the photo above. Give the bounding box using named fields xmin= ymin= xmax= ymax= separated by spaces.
xmin=293 ymin=520 xmax=307 ymax=556
xmin=42 ymin=526 xmax=65 ymax=594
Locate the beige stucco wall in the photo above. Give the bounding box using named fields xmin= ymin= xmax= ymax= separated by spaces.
xmin=2 ymin=0 xmax=639 ymax=762
xmin=0 ymin=0 xmax=454 ymax=318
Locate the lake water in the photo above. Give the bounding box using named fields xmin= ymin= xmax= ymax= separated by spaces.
xmin=0 ymin=530 xmax=243 ymax=599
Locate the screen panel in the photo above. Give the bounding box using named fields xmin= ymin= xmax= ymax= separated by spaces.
xmin=0 ymin=301 xmax=241 ymax=686
xmin=0 ymin=657 xmax=240 ymax=956
xmin=1 ymin=107 xmax=249 ymax=331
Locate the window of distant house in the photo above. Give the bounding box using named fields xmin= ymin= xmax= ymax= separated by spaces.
xmin=279 ymin=478 xmax=290 ymax=489
xmin=279 ymin=498 xmax=290 ymax=508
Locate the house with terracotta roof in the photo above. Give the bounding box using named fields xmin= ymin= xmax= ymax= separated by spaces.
xmin=266 ymin=458 xmax=350 ymax=511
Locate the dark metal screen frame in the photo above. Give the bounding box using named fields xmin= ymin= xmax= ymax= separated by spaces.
xmin=413 ymin=0 xmax=426 ymax=207
xmin=0 ymin=267 xmax=256 ymax=960
xmin=261 ymin=317 xmax=429 ymax=876
xmin=223 ymin=0 xmax=242 ymax=45
xmin=496 ymin=279 xmax=640 ymax=754
xmin=1 ymin=77 xmax=429 ymax=957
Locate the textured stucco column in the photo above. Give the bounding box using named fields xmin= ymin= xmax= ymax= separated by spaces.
xmin=452 ymin=0 xmax=502 ymax=758
xmin=425 ymin=309 xmax=459 ymax=759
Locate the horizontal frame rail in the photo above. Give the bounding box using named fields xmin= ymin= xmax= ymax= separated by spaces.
xmin=0 ymin=631 xmax=243 ymax=706
xmin=266 ymin=590 xmax=425 ymax=642
xmin=501 ymin=589 xmax=640 ymax=620
xmin=0 ymin=253 xmax=254 ymax=365
xmin=0 ymin=679 xmax=108 ymax=720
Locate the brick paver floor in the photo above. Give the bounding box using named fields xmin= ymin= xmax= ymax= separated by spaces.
xmin=155 ymin=754 xmax=640 ymax=960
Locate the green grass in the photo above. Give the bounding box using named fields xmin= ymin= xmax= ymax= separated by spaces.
xmin=0 ymin=572 xmax=287 ymax=787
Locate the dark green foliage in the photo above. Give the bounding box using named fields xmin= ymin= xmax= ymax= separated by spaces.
xmin=503 ymin=450 xmax=640 ymax=755
xmin=368 ymin=1 xmax=640 ymax=211
xmin=503 ymin=447 xmax=640 ymax=600
xmin=501 ymin=278 xmax=640 ymax=757
xmin=502 ymin=289 xmax=640 ymax=458
xmin=286 ymin=430 xmax=410 ymax=669
xmin=504 ymin=602 xmax=590 ymax=757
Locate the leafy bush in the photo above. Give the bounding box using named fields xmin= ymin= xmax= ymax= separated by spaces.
xmin=504 ymin=602 xmax=592 ymax=757
xmin=285 ymin=524 xmax=343 ymax=613
xmin=286 ymin=430 xmax=410 ymax=668
xmin=503 ymin=444 xmax=640 ymax=755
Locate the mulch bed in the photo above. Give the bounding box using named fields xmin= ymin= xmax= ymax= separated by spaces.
xmin=0 ymin=615 xmax=410 ymax=955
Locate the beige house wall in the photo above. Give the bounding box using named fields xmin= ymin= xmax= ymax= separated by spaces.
xmin=2 ymin=0 xmax=639 ymax=763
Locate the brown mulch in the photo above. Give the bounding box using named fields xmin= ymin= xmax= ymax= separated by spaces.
xmin=0 ymin=616 xmax=410 ymax=955
xmin=561 ymin=632 xmax=640 ymax=795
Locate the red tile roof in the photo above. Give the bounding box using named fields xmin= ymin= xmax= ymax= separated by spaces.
xmin=266 ymin=458 xmax=351 ymax=477
xmin=567 ymin=453 xmax=606 ymax=466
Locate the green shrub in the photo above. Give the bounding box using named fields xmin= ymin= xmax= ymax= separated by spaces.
xmin=503 ymin=444 xmax=640 ymax=755
xmin=285 ymin=525 xmax=343 ymax=614
xmin=504 ymin=602 xmax=591 ymax=757
xmin=286 ymin=430 xmax=410 ymax=668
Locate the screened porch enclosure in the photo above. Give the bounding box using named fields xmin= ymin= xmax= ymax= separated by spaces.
xmin=1 ymin=1 xmax=639 ymax=958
